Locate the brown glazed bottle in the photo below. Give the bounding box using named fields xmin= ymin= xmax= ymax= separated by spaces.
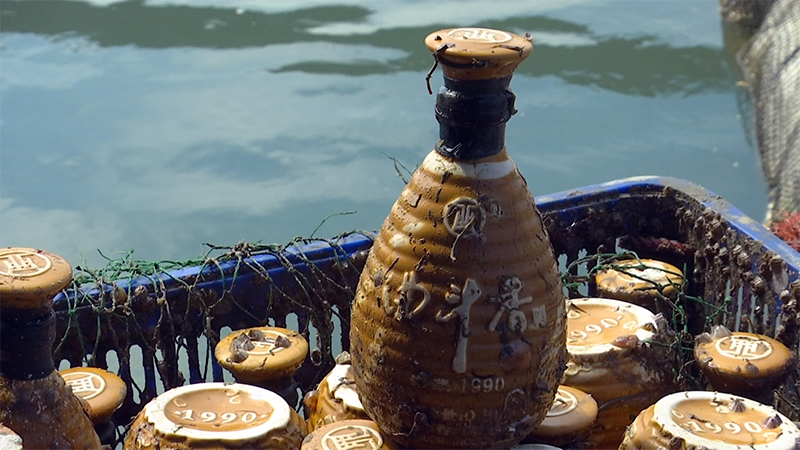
xmin=0 ymin=247 xmax=102 ymax=449
xmin=350 ymin=28 xmax=566 ymax=449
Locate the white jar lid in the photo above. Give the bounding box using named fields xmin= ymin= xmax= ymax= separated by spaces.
xmin=143 ymin=382 xmax=292 ymax=444
xmin=653 ymin=391 xmax=800 ymax=450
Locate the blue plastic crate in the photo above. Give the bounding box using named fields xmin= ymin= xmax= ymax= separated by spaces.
xmin=52 ymin=176 xmax=800 ymax=430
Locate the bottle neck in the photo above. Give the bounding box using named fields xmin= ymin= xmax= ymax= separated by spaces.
xmin=0 ymin=310 xmax=56 ymax=380
xmin=434 ymin=75 xmax=516 ymax=160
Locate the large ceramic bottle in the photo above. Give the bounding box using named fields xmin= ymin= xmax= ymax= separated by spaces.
xmin=350 ymin=28 xmax=566 ymax=449
xmin=0 ymin=247 xmax=101 ymax=449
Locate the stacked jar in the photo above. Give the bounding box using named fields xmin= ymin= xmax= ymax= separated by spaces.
xmin=125 ymin=382 xmax=307 ymax=449
xmin=303 ymin=352 xmax=370 ymax=431
xmin=0 ymin=247 xmax=101 ymax=449
xmin=562 ymin=297 xmax=676 ymax=448
xmin=215 ymin=326 xmax=308 ymax=408
xmin=621 ymin=391 xmax=800 ymax=450
xmin=60 ymin=366 xmax=127 ymax=445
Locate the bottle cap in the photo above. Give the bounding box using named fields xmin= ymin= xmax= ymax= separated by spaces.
xmin=301 ymin=419 xmax=397 ymax=450
xmin=622 ymin=391 xmax=800 ymax=450
xmin=424 ymin=28 xmax=532 ymax=80
xmin=0 ymin=247 xmax=72 ymax=311
xmin=694 ymin=327 xmax=796 ymax=394
xmin=60 ymin=367 xmax=127 ymax=425
xmin=565 ymin=298 xmax=661 ymax=360
xmin=563 ymin=298 xmax=675 ymax=448
xmin=595 ymin=259 xmax=684 ymax=308
xmin=128 ymin=383 xmax=306 ymax=449
xmin=307 ymin=362 xmax=368 ymax=431
xmin=526 ymin=385 xmax=597 ymax=444
xmin=214 ymin=327 xmax=308 ymax=383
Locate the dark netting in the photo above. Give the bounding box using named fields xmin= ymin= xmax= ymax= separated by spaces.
xmin=51 ymin=233 xmax=374 ymax=446
xmin=722 ymin=0 xmax=800 ymax=223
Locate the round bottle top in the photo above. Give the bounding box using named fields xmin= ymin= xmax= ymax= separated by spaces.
xmin=215 ymin=327 xmax=308 ymax=383
xmin=651 ymin=391 xmax=799 ymax=449
xmin=595 ymin=259 xmax=684 ymax=302
xmin=0 ymin=247 xmax=72 ymax=311
xmin=565 ymin=298 xmax=660 ymax=357
xmin=60 ymin=367 xmax=127 ymax=425
xmin=323 ymin=363 xmax=364 ymax=413
xmin=0 ymin=424 xmax=22 ymax=450
xmin=143 ymin=382 xmax=295 ymax=445
xmin=301 ymin=419 xmax=397 ymax=450
xmin=528 ymin=385 xmax=597 ymax=440
xmin=424 ymin=28 xmax=532 ymax=80
xmin=306 ymin=361 xmax=369 ymax=431
xmin=694 ymin=327 xmax=795 ymax=387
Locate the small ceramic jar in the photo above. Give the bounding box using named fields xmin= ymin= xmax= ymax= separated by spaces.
xmin=0 ymin=247 xmax=101 ymax=449
xmin=562 ymin=298 xmax=676 ymax=448
xmin=595 ymin=258 xmax=684 ymax=312
xmin=304 ymin=354 xmax=370 ymax=431
xmin=124 ymin=382 xmax=307 ymax=450
xmin=694 ymin=325 xmax=797 ymax=401
xmin=215 ymin=326 xmax=308 ymax=407
xmin=0 ymin=424 xmax=22 ymax=450
xmin=620 ymin=391 xmax=800 ymax=450
xmin=301 ymin=419 xmax=398 ymax=450
xmin=522 ymin=385 xmax=597 ymax=448
xmin=61 ymin=366 xmax=127 ymax=445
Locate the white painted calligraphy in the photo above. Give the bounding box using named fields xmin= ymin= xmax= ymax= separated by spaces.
xmin=488 ymin=276 xmax=532 ymax=332
xmin=436 ymin=279 xmax=482 ymax=373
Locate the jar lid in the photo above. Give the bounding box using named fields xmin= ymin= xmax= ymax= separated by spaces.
xmin=0 ymin=424 xmax=22 ymax=450
xmin=215 ymin=327 xmax=308 ymax=382
xmin=324 ymin=364 xmax=364 ymax=413
xmin=652 ymin=391 xmax=799 ymax=449
xmin=595 ymin=259 xmax=683 ymax=299
xmin=0 ymin=247 xmax=72 ymax=310
xmin=60 ymin=367 xmax=127 ymax=425
xmin=143 ymin=383 xmax=293 ymax=445
xmin=424 ymin=28 xmax=532 ymax=80
xmin=528 ymin=386 xmax=597 ymax=440
xmin=565 ymin=298 xmax=659 ymax=357
xmin=695 ymin=328 xmax=795 ymax=382
xmin=301 ymin=419 xmax=397 ymax=450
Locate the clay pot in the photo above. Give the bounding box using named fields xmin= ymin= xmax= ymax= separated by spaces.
xmin=61 ymin=366 xmax=127 ymax=445
xmin=304 ymin=360 xmax=370 ymax=431
xmin=0 ymin=247 xmax=101 ymax=449
xmin=562 ymin=298 xmax=676 ymax=448
xmin=301 ymin=419 xmax=399 ymax=450
xmin=620 ymin=391 xmax=800 ymax=450
xmin=350 ymin=28 xmax=566 ymax=449
xmin=522 ymin=385 xmax=597 ymax=448
xmin=694 ymin=325 xmax=797 ymax=400
xmin=124 ymin=382 xmax=307 ymax=449
xmin=215 ymin=326 xmax=308 ymax=407
xmin=61 ymin=367 xmax=127 ymax=426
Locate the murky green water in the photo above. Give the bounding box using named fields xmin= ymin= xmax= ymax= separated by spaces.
xmin=1 ymin=0 xmax=766 ymax=268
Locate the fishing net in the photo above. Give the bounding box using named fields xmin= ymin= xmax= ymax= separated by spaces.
xmin=722 ymin=0 xmax=800 ymax=223
xmin=52 ymin=233 xmax=374 ymax=446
